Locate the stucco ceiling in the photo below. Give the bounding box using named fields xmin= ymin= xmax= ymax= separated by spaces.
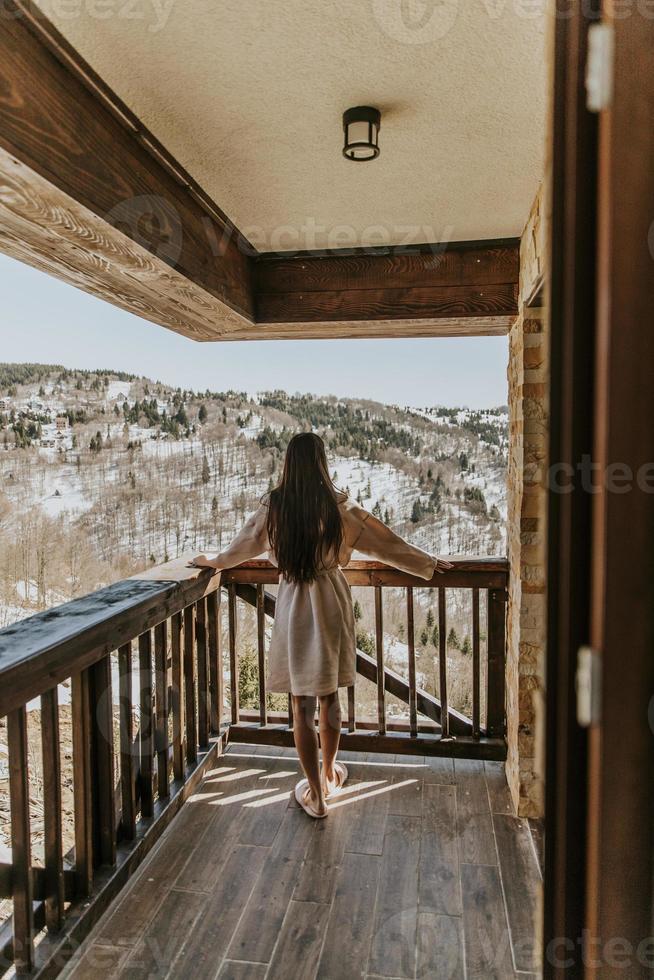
xmin=48 ymin=0 xmax=547 ymax=251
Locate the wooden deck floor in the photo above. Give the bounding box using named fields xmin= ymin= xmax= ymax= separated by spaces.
xmin=62 ymin=743 xmax=542 ymax=980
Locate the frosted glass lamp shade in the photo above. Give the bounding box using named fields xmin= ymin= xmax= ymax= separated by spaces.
xmin=343 ymin=106 xmax=381 ymax=161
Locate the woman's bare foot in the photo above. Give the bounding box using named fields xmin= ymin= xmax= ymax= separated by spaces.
xmin=321 ymin=761 xmax=348 ymax=799
xmin=303 ymin=784 xmax=327 ymax=817
xmin=294 ymin=778 xmax=327 ymax=818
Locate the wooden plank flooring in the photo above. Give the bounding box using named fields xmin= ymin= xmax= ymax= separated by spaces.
xmin=62 ymin=743 xmax=542 ymax=980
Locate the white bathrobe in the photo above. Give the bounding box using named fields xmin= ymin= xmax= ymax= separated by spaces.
xmin=210 ymin=495 xmax=436 ymax=696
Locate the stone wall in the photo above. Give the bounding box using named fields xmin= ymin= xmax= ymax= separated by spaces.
xmin=505 ymin=184 xmax=548 ymax=817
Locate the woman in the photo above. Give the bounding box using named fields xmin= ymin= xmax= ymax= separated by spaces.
xmin=191 ymin=432 xmax=452 ymax=818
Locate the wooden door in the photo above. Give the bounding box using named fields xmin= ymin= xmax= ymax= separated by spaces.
xmin=544 ymin=2 xmax=599 ymax=974
xmin=545 ymin=3 xmax=654 ymax=977
xmin=585 ymin=4 xmax=654 ymax=977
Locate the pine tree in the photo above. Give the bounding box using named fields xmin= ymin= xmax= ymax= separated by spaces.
xmin=198 ymin=403 xmax=208 ymax=423
xmin=355 ymin=630 xmax=375 ymax=656
xmin=447 ymin=627 xmax=460 ymax=649
xmin=426 ymin=609 xmax=434 ymax=629
xmin=237 ymin=645 xmax=260 ymax=708
xmin=411 ymin=499 xmax=423 ymax=523
xmin=353 ymin=599 xmax=362 ymax=622
xmin=420 ymin=627 xmax=429 ymax=646
xmin=461 ymin=635 xmax=472 ymax=656
xmin=201 ymin=455 xmax=210 ymax=484
xmin=431 ymin=624 xmax=439 ymax=648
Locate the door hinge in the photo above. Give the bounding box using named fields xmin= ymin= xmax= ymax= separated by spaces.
xmin=586 ymin=22 xmax=614 ymax=112
xmin=576 ymin=645 xmax=601 ymax=727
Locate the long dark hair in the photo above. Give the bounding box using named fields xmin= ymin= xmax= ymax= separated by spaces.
xmin=267 ymin=432 xmax=343 ymax=583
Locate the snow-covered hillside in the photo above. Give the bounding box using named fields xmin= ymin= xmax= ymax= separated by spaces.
xmin=0 ymin=364 xmax=507 ymax=627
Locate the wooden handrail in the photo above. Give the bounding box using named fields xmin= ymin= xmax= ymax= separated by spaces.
xmin=222 ymin=555 xmax=509 ymax=589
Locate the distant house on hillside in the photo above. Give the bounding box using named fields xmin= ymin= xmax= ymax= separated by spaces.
xmin=55 ymin=415 xmax=69 ymax=432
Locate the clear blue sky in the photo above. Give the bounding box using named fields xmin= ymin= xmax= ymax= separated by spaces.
xmin=0 ymin=253 xmax=508 ymax=408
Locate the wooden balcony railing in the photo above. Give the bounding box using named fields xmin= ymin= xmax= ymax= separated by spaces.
xmin=223 ymin=558 xmax=508 ymax=754
xmin=0 ymin=553 xmax=507 ymax=977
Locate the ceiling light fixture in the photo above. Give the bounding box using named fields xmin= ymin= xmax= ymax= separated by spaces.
xmin=342 ymin=106 xmax=381 ymax=161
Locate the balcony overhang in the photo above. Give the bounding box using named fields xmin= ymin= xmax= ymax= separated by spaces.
xmin=0 ymin=4 xmax=519 ymax=341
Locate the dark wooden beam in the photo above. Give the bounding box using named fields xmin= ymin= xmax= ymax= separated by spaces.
xmin=0 ymin=4 xmax=519 ymax=340
xmin=255 ymin=240 xmax=518 ymax=292
xmin=253 ymin=239 xmax=518 ymax=335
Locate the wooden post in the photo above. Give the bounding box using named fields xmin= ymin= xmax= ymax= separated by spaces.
xmin=138 ymin=631 xmax=154 ymax=818
xmin=406 ymin=587 xmax=417 ymax=738
xmin=472 ymin=588 xmax=481 ymax=739
xmin=118 ymin=643 xmax=136 ymax=839
xmin=154 ymin=620 xmax=170 ymax=796
xmin=486 ymin=588 xmax=507 ymax=737
xmin=40 ymin=687 xmax=64 ymax=932
xmin=375 ymin=586 xmax=386 ymax=735
xmin=90 ymin=654 xmax=116 ymax=866
xmin=184 ymin=605 xmax=197 ymax=764
xmin=7 ymin=706 xmax=34 ymax=972
xmin=228 ymin=584 xmax=239 ymax=725
xmin=207 ymin=589 xmax=222 ymax=733
xmin=196 ymin=599 xmax=209 ymax=749
xmin=71 ymin=669 xmax=94 ymax=896
xmin=439 ymin=587 xmax=449 ymax=738
xmin=170 ymin=612 xmax=184 ymax=780
xmin=256 ymin=584 xmax=267 ymax=726
xmin=347 ymin=684 xmax=356 ymax=733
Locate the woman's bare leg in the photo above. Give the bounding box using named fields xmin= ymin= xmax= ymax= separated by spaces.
xmin=319 ymin=691 xmax=342 ymax=788
xmin=292 ymin=695 xmax=326 ymax=815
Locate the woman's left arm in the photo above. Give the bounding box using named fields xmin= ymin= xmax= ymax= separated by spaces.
xmin=190 ymin=504 xmax=268 ymax=570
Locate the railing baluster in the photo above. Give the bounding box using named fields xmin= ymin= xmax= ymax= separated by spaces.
xmin=154 ymin=620 xmax=170 ymax=796
xmin=7 ymin=705 xmax=34 ymax=972
xmin=207 ymin=589 xmax=222 ymax=733
xmin=375 ymin=586 xmax=386 ymax=735
xmin=196 ymin=599 xmax=209 ymax=749
xmin=406 ymin=586 xmax=417 ymax=738
xmin=71 ymin=669 xmax=93 ymax=896
xmin=171 ymin=612 xmax=184 ymax=780
xmin=486 ymin=588 xmax=507 ymax=736
xmin=41 ymin=687 xmax=64 ymax=932
xmin=472 ymin=588 xmax=481 ymax=738
xmin=438 ymin=587 xmax=449 ymax=738
xmin=228 ymin=583 xmax=239 ymax=725
xmin=139 ymin=631 xmax=154 ymax=817
xmin=118 ymin=642 xmax=136 ymax=838
xmin=347 ymin=684 xmax=356 ymax=732
xmin=91 ymin=654 xmax=116 ymax=865
xmin=256 ymin=584 xmax=267 ymax=726
xmin=183 ymin=605 xmax=197 ymax=764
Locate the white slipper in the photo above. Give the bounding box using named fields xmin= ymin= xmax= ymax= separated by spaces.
xmin=294 ymin=778 xmax=328 ymax=819
xmin=322 ymin=762 xmax=349 ymax=800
